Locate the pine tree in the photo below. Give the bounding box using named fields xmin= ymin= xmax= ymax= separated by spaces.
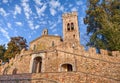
xmin=4 ymin=36 xmax=28 ymax=59
xmin=84 ymin=0 xmax=120 ymax=51
xmin=0 ymin=45 xmax=6 ymax=61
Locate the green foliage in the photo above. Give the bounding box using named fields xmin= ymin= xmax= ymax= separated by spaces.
xmin=0 ymin=45 xmax=6 ymax=61
xmin=4 ymin=36 xmax=28 ymax=59
xmin=84 ymin=0 xmax=120 ymax=51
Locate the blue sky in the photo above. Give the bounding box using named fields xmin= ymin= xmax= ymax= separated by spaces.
xmin=0 ymin=0 xmax=87 ymax=47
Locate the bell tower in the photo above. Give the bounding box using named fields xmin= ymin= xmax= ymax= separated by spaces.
xmin=62 ymin=12 xmax=80 ymax=43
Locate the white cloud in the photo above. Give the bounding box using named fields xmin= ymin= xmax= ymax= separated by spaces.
xmin=50 ymin=16 xmax=61 ymax=29
xmin=3 ymin=0 xmax=8 ymax=4
xmin=0 ymin=8 xmax=8 ymax=16
xmin=59 ymin=6 xmax=64 ymax=12
xmin=28 ymin=21 xmax=34 ymax=30
xmin=15 ymin=22 xmax=23 ymax=26
xmin=14 ymin=5 xmax=22 ymax=15
xmin=39 ymin=21 xmax=46 ymax=25
xmin=28 ymin=21 xmax=35 ymax=30
xmin=54 ymin=34 xmax=58 ymax=36
xmin=79 ymin=17 xmax=84 ymax=25
xmin=52 ymin=28 xmax=57 ymax=32
xmin=49 ymin=0 xmax=60 ymax=8
xmin=50 ymin=8 xmax=56 ymax=16
xmin=0 ymin=27 xmax=10 ymax=40
xmin=50 ymin=23 xmax=57 ymax=29
xmin=28 ymin=21 xmax=40 ymax=30
xmin=21 ymin=0 xmax=32 ymax=19
xmin=7 ymin=23 xmax=12 ymax=29
xmin=35 ymin=4 xmax=47 ymax=17
xmin=35 ymin=25 xmax=40 ymax=29
xmin=69 ymin=4 xmax=73 ymax=7
xmin=71 ymin=7 xmax=77 ymax=12
xmin=34 ymin=0 xmax=43 ymax=6
xmin=49 ymin=0 xmax=61 ymax=16
xmin=76 ymin=1 xmax=83 ymax=5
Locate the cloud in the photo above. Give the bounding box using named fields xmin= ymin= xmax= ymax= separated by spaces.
xmin=28 ymin=22 xmax=40 ymax=30
xmin=2 ymin=0 xmax=8 ymax=4
xmin=50 ymin=8 xmax=56 ymax=16
xmin=0 ymin=8 xmax=8 ymax=16
xmin=35 ymin=25 xmax=40 ymax=29
xmin=28 ymin=21 xmax=40 ymax=30
xmin=34 ymin=0 xmax=43 ymax=6
xmin=35 ymin=4 xmax=47 ymax=17
xmin=28 ymin=21 xmax=34 ymax=30
xmin=54 ymin=34 xmax=58 ymax=36
xmin=71 ymin=7 xmax=78 ymax=12
xmin=59 ymin=6 xmax=64 ymax=12
xmin=15 ymin=22 xmax=23 ymax=26
xmin=52 ymin=28 xmax=57 ymax=32
xmin=49 ymin=0 xmax=60 ymax=8
xmin=79 ymin=17 xmax=84 ymax=25
xmin=21 ymin=0 xmax=32 ymax=19
xmin=7 ymin=23 xmax=12 ymax=29
xmin=50 ymin=16 xmax=61 ymax=29
xmin=49 ymin=0 xmax=61 ymax=16
xmin=0 ymin=27 xmax=10 ymax=40
xmin=14 ymin=5 xmax=22 ymax=15
xmin=76 ymin=1 xmax=83 ymax=5
xmin=69 ymin=4 xmax=73 ymax=7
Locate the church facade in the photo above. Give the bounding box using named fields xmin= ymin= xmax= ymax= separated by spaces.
xmin=0 ymin=12 xmax=120 ymax=83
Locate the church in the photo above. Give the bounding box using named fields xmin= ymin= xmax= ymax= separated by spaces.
xmin=0 ymin=12 xmax=120 ymax=83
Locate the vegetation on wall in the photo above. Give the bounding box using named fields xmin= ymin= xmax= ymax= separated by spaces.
xmin=84 ymin=0 xmax=120 ymax=51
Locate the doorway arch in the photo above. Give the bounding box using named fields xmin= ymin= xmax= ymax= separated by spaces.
xmin=32 ymin=57 xmax=42 ymax=73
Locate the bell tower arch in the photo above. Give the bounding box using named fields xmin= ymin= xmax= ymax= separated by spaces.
xmin=62 ymin=12 xmax=80 ymax=43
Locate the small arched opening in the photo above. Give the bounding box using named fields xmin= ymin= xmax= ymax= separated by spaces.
xmin=3 ymin=67 xmax=8 ymax=75
xmin=52 ymin=41 xmax=54 ymax=47
xmin=12 ymin=68 xmax=17 ymax=75
xmin=32 ymin=57 xmax=42 ymax=73
xmin=61 ymin=63 xmax=73 ymax=72
xmin=33 ymin=44 xmax=36 ymax=51
xmin=71 ymin=23 xmax=74 ymax=30
xmin=67 ymin=23 xmax=70 ymax=31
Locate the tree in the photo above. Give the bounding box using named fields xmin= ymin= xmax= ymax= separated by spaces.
xmin=0 ymin=45 xmax=6 ymax=61
xmin=84 ymin=0 xmax=120 ymax=51
xmin=4 ymin=36 xmax=28 ymax=59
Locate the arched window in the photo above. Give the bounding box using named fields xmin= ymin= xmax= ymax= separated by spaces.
xmin=12 ymin=68 xmax=17 ymax=75
xmin=33 ymin=44 xmax=36 ymax=51
xmin=52 ymin=41 xmax=54 ymax=46
xmin=3 ymin=67 xmax=8 ymax=75
xmin=71 ymin=23 xmax=74 ymax=30
xmin=44 ymin=31 xmax=46 ymax=34
xmin=73 ymin=34 xmax=75 ymax=38
xmin=32 ymin=57 xmax=42 ymax=73
xmin=61 ymin=64 xmax=73 ymax=72
xmin=67 ymin=23 xmax=70 ymax=31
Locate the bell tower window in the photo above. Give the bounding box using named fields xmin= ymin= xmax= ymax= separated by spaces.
xmin=67 ymin=23 xmax=70 ymax=31
xmin=71 ymin=23 xmax=74 ymax=30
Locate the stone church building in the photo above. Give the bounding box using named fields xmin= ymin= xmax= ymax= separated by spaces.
xmin=0 ymin=12 xmax=120 ymax=83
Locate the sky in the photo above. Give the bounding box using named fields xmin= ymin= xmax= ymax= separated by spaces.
xmin=0 ymin=0 xmax=87 ymax=47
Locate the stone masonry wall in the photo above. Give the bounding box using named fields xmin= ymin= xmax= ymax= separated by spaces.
xmin=0 ymin=72 xmax=119 ymax=83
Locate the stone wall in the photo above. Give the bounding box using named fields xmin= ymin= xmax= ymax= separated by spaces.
xmin=0 ymin=72 xmax=119 ymax=83
xmin=0 ymin=43 xmax=120 ymax=81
